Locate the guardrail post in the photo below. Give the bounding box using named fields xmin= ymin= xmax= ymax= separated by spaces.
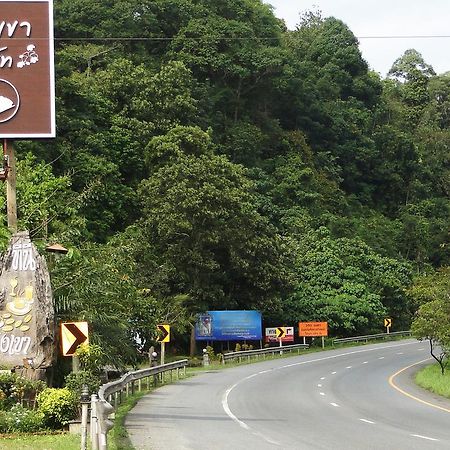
xmin=90 ymin=394 xmax=99 ymax=450
xmin=97 ymin=399 xmax=114 ymax=450
xmin=80 ymin=386 xmax=90 ymax=450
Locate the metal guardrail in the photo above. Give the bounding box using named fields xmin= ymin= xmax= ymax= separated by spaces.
xmin=222 ymin=343 xmax=309 ymax=364
xmin=91 ymin=359 xmax=188 ymax=450
xmin=332 ymin=330 xmax=412 ymax=345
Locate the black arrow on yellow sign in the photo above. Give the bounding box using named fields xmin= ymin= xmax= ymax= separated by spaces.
xmin=276 ymin=327 xmax=286 ymax=339
xmin=156 ymin=324 xmax=170 ymax=343
xmin=62 ymin=323 xmax=88 ymax=356
xmin=384 ymin=318 xmax=392 ymax=328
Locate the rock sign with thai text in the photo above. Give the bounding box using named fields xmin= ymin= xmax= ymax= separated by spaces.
xmin=0 ymin=231 xmax=55 ymax=370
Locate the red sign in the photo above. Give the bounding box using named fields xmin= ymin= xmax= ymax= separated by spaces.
xmin=265 ymin=326 xmax=294 ymax=343
xmin=0 ymin=0 xmax=55 ymax=137
xmin=299 ymin=322 xmax=328 ymax=337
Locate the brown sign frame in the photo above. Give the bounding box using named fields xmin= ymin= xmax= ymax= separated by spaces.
xmin=0 ymin=0 xmax=55 ymax=138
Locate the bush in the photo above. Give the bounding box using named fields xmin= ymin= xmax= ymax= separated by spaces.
xmin=65 ymin=370 xmax=101 ymax=397
xmin=37 ymin=388 xmax=78 ymax=428
xmin=0 ymin=373 xmax=46 ymax=410
xmin=0 ymin=404 xmax=45 ymax=433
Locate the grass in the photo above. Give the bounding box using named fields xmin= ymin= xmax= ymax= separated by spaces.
xmin=0 ymin=432 xmax=80 ymax=450
xmin=415 ymin=362 xmax=450 ymax=399
xmin=108 ymin=390 xmax=150 ymax=450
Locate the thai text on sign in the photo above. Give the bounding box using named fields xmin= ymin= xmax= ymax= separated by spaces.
xmin=298 ymin=322 xmax=328 ymax=337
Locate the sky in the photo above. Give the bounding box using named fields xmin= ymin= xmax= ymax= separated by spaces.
xmin=263 ymin=0 xmax=450 ymax=77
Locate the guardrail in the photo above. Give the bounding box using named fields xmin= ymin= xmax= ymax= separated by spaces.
xmin=91 ymin=359 xmax=188 ymax=450
xmin=222 ymin=343 xmax=309 ymax=364
xmin=332 ymin=330 xmax=412 ymax=345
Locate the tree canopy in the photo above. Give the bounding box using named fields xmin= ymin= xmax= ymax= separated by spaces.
xmin=1 ymin=1 xmax=448 ymax=370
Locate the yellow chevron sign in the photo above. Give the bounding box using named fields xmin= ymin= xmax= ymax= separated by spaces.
xmin=156 ymin=324 xmax=170 ymax=343
xmin=61 ymin=322 xmax=89 ymax=356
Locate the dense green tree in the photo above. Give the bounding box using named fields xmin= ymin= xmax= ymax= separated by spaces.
xmin=138 ymin=149 xmax=290 ymax=314
xmin=284 ymin=228 xmax=412 ymax=335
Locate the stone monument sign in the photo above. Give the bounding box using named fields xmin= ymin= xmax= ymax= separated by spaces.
xmin=0 ymin=231 xmax=55 ymax=378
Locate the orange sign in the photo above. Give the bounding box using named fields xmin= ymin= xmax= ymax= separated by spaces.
xmin=299 ymin=322 xmax=328 ymax=337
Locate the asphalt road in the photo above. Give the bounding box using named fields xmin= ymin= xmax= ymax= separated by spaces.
xmin=126 ymin=340 xmax=450 ymax=450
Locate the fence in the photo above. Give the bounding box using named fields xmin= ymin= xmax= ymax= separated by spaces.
xmin=332 ymin=330 xmax=412 ymax=345
xmin=90 ymin=359 xmax=188 ymax=450
xmin=222 ymin=343 xmax=309 ymax=364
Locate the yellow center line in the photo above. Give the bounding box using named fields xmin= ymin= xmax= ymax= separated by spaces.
xmin=389 ymin=357 xmax=450 ymax=414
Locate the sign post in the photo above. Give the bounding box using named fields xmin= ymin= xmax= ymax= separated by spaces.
xmin=276 ymin=327 xmax=285 ymax=354
xmin=299 ymin=322 xmax=328 ymax=349
xmin=156 ymin=324 xmax=170 ymax=365
xmin=61 ymin=321 xmax=89 ymax=372
xmin=384 ymin=318 xmax=392 ymax=334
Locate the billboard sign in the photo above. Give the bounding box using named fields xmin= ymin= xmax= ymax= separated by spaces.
xmin=0 ymin=0 xmax=55 ymax=137
xmin=265 ymin=326 xmax=294 ymax=343
xmin=195 ymin=310 xmax=262 ymax=341
xmin=299 ymin=322 xmax=328 ymax=337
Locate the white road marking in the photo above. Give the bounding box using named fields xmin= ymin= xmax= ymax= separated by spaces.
xmin=331 ymin=371 xmax=337 ymax=374
xmin=330 ymin=402 xmax=340 ymax=407
xmin=396 ymin=352 xmax=404 ymax=355
xmin=411 ymin=434 xmax=439 ymax=441
xmin=317 ymin=384 xmax=322 ymax=387
xmin=222 ymin=341 xmax=419 ymax=443
xmin=359 ymin=419 xmax=375 ymax=424
xmin=362 ymin=361 xmax=368 ymax=364
xmin=346 ymin=366 xmax=352 ymax=369
xmin=378 ymin=357 xmax=385 ymax=360
xmin=418 ymin=348 xmax=424 ymax=351
xmin=320 ymin=392 xmax=326 ymax=396
xmin=222 ymin=382 xmax=281 ymax=446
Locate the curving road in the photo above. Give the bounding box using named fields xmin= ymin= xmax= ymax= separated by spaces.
xmin=126 ymin=340 xmax=450 ymax=450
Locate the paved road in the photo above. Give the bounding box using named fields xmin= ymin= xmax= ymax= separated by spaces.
xmin=126 ymin=340 xmax=450 ymax=450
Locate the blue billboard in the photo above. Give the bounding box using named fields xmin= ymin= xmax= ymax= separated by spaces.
xmin=195 ymin=310 xmax=262 ymax=341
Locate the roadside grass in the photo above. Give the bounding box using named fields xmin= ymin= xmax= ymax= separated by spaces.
xmin=415 ymin=362 xmax=450 ymax=399
xmin=109 ymin=390 xmax=150 ymax=450
xmin=0 ymin=432 xmax=80 ymax=450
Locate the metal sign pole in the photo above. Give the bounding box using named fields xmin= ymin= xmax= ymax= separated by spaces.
xmin=161 ymin=341 xmax=165 ymax=365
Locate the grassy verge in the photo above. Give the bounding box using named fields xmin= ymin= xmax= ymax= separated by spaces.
xmin=0 ymin=432 xmax=80 ymax=450
xmin=108 ymin=390 xmax=151 ymax=450
xmin=415 ymin=362 xmax=450 ymax=399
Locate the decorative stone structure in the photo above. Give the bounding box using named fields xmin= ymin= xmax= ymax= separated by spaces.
xmin=0 ymin=231 xmax=55 ymax=380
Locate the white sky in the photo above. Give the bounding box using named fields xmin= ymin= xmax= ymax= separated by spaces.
xmin=264 ymin=0 xmax=450 ymax=77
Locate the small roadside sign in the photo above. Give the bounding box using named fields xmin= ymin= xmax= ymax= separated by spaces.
xmin=61 ymin=322 xmax=89 ymax=356
xmin=265 ymin=327 xmax=294 ymax=343
xmin=298 ymin=322 xmax=328 ymax=337
xmin=384 ymin=318 xmax=392 ymax=333
xmin=276 ymin=327 xmax=286 ymax=339
xmin=156 ymin=324 xmax=170 ymax=343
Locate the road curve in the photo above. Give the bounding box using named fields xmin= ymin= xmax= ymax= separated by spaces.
xmin=126 ymin=340 xmax=450 ymax=450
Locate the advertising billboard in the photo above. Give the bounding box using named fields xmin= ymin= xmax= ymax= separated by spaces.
xmin=195 ymin=310 xmax=262 ymax=341
xmin=0 ymin=0 xmax=55 ymax=137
